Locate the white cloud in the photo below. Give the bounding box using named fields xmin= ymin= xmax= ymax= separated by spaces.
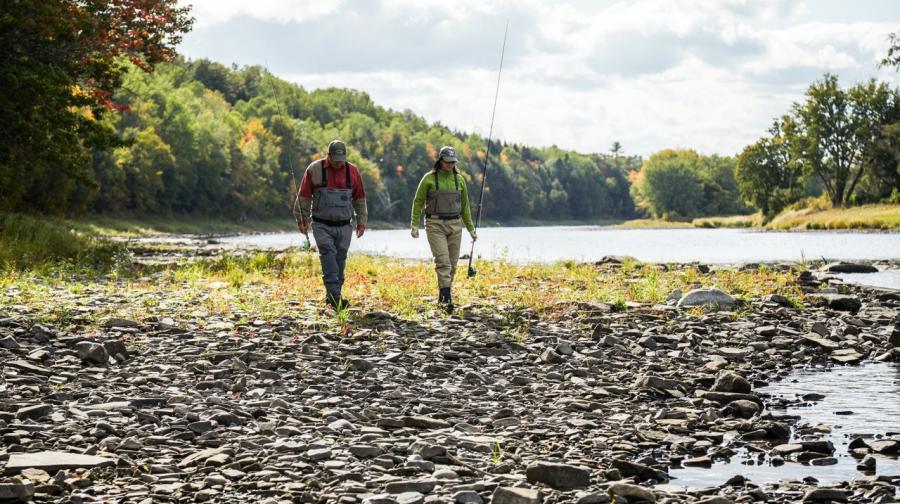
xmin=178 ymin=0 xmax=900 ymax=155
xmin=183 ymin=0 xmax=343 ymax=27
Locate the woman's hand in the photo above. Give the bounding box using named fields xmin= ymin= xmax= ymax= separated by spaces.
xmin=411 ymin=227 xmax=419 ymax=239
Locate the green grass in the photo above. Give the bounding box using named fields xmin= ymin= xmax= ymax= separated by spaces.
xmin=766 ymin=203 xmax=900 ymax=230
xmin=0 ymin=213 xmax=129 ymax=272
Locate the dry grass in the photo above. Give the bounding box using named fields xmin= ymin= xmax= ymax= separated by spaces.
xmin=767 ymin=204 xmax=900 ymax=230
xmin=692 ymin=213 xmax=763 ymax=228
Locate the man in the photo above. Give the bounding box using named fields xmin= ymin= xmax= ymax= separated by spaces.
xmin=293 ymin=140 xmax=367 ymax=309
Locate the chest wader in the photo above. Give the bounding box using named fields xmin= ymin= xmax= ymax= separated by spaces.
xmin=424 ymin=171 xmax=463 ymax=313
xmin=311 ymin=161 xmax=354 ymax=307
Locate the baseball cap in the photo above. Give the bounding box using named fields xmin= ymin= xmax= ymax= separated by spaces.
xmin=439 ymin=146 xmax=458 ymax=163
xmin=327 ymin=140 xmax=348 ymax=162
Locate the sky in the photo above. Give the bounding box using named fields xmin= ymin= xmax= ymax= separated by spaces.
xmin=176 ymin=0 xmax=900 ymax=157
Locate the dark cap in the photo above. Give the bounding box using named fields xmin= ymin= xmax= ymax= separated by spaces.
xmin=327 ymin=140 xmax=348 ymax=162
xmin=438 ymin=146 xmax=458 ymax=163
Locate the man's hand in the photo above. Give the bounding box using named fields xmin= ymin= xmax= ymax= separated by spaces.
xmin=411 ymin=227 xmax=419 ymax=239
xmin=356 ymin=223 xmax=366 ymax=238
xmin=297 ymin=219 xmax=309 ymax=235
xmin=469 ymin=229 xmax=477 ymax=242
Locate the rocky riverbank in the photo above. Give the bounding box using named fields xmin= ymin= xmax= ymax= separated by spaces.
xmin=1 ymin=258 xmax=899 ymax=504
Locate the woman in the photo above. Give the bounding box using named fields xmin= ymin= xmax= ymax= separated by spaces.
xmin=410 ymin=146 xmax=477 ymax=314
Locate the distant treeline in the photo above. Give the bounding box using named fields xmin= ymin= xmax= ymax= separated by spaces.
xmin=8 ymin=58 xmax=645 ymax=223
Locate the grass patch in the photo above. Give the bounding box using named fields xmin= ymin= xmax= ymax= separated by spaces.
xmin=0 ymin=213 xmax=128 ymax=273
xmin=692 ymin=213 xmax=763 ymax=228
xmin=68 ymin=215 xmax=295 ymax=237
xmin=767 ymin=203 xmax=900 ymax=230
xmin=615 ymin=219 xmax=694 ymax=229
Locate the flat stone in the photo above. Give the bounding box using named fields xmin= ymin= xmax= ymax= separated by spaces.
xmin=178 ymin=447 xmax=232 ymax=468
xmin=525 ymin=462 xmax=590 ymax=490
xmin=6 ymin=360 xmax=53 ymax=377
xmin=830 ymin=349 xmax=863 ymax=364
xmin=6 ymin=451 xmax=114 ymax=474
xmin=396 ymin=492 xmax=425 ymax=504
xmin=492 ymin=487 xmax=542 ymax=504
xmin=402 ymin=416 xmax=451 ymax=430
xmin=799 ymin=333 xmax=840 ymax=351
xmin=385 ymin=479 xmax=436 ymax=494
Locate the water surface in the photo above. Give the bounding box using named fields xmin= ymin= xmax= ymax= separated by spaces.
xmin=670 ymin=362 xmax=900 ymax=488
xmin=219 ymin=227 xmax=900 ymax=265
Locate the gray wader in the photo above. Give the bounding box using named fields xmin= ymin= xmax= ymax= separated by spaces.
xmin=425 ymin=171 xmax=463 ymax=289
xmin=311 ymin=161 xmax=354 ymax=304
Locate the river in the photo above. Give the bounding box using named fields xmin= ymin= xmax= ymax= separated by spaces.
xmin=219 ymin=226 xmax=900 ymax=266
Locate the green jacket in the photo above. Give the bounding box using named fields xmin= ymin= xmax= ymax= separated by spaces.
xmin=410 ymin=169 xmax=475 ymax=232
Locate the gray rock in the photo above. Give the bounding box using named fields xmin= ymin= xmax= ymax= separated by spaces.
xmin=800 ymin=333 xmax=840 ymax=351
xmin=6 ymin=451 xmax=114 ymax=473
xmin=492 ymin=487 xmax=542 ymax=504
xmin=818 ymin=294 xmax=862 ymax=312
xmin=349 ymin=445 xmax=383 ymax=458
xmin=453 ymin=490 xmax=483 ymax=504
xmin=803 ymin=488 xmax=847 ymax=502
xmin=76 ymin=341 xmax=109 ymax=364
xmin=525 ymin=462 xmax=590 ymax=490
xmin=402 ymin=416 xmax=451 ymax=429
xmin=610 ymin=459 xmax=667 ymax=482
xmin=15 ymin=403 xmax=52 ymax=421
xmin=103 ymin=339 xmax=130 ymax=361
xmin=824 ymin=262 xmax=878 ymax=273
xmin=103 ymin=317 xmax=138 ymax=328
xmin=677 ymin=288 xmax=735 ymax=308
xmin=722 ymin=399 xmax=760 ymax=418
xmin=607 ymin=482 xmax=656 ymax=503
xmin=576 ymin=491 xmax=611 ymax=504
xmin=0 ymin=478 xmax=34 ymax=501
xmin=711 ymin=371 xmax=751 ymax=393
xmin=385 ymin=479 xmax=436 ymax=494
xmin=869 ymin=439 xmax=900 ymax=454
xmin=396 ymin=491 xmax=425 ymax=504
xmin=0 ymin=335 xmax=19 ymax=350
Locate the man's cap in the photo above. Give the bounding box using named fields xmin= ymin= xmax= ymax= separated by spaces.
xmin=327 ymin=140 xmax=348 ymax=162
xmin=438 ymin=146 xmax=458 ymax=163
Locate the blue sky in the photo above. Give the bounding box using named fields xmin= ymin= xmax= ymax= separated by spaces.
xmin=177 ymin=0 xmax=900 ymax=156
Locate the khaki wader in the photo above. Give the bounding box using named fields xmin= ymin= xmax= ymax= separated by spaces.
xmin=426 ymin=217 xmax=463 ymax=289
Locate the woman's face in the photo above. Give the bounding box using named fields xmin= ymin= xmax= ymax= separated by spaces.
xmin=440 ymin=160 xmax=456 ymax=171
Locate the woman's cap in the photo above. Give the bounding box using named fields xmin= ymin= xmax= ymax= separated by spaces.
xmin=439 ymin=146 xmax=458 ymax=163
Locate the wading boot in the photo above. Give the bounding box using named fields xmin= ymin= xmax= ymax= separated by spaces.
xmin=439 ymin=287 xmax=454 ymax=314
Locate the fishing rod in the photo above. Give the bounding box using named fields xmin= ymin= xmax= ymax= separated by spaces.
xmin=467 ymin=20 xmax=508 ymax=278
xmin=265 ymin=62 xmax=310 ymax=250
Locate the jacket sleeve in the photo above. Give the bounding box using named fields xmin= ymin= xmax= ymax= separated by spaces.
xmin=292 ymin=165 xmax=315 ymax=222
xmin=410 ymin=173 xmax=431 ymax=228
xmin=460 ymin=173 xmax=475 ymax=233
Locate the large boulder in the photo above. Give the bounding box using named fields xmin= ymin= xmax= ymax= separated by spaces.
xmin=607 ymin=483 xmax=656 ymax=503
xmin=677 ymin=288 xmax=735 ymax=309
xmin=492 ymin=487 xmax=542 ymax=504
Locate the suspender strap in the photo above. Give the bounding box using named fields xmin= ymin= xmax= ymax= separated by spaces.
xmin=318 ymin=159 xmax=353 ymax=190
xmin=433 ymin=171 xmax=460 ymax=191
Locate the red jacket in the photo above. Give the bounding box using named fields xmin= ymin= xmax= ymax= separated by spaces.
xmin=298 ymin=159 xmax=366 ymax=200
